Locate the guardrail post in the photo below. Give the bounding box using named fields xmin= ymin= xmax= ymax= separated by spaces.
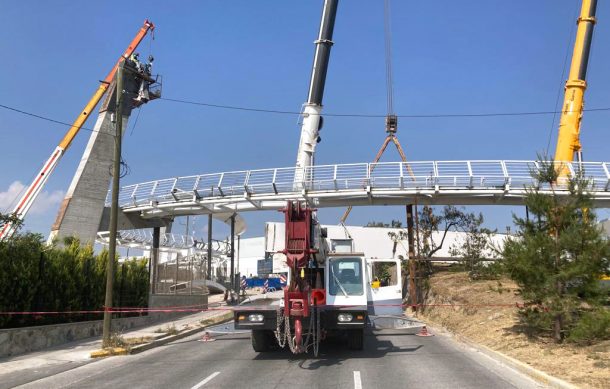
xmin=603 ymin=162 xmax=610 ymax=191
xmin=399 ymin=162 xmax=404 ymax=189
xmin=366 ymin=163 xmax=370 ymax=188
xmin=467 ymin=161 xmax=473 ymax=188
xmin=217 ymin=173 xmax=225 ymax=196
xmin=130 ymin=184 xmax=139 ymax=206
xmin=272 ymin=168 xmax=278 ymax=194
xmin=433 ymin=161 xmax=439 ymax=191
xmin=150 ymin=181 xmax=158 ymax=196
xmin=244 ymin=170 xmax=251 ymax=194
xmin=333 ymin=164 xmax=338 ymax=190
xmin=567 ymin=162 xmax=576 ymax=179
xmin=500 ymin=160 xmax=509 ymax=190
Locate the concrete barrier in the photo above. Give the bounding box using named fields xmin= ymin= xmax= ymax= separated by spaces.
xmin=0 ymin=294 xmax=208 ymax=358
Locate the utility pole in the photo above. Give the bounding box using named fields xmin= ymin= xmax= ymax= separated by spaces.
xmin=102 ymin=60 xmax=125 ymax=347
xmin=207 ymin=214 xmax=212 ymax=280
xmin=230 ymin=214 xmax=235 ymax=299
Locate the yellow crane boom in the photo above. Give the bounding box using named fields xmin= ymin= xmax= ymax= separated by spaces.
xmin=554 ymin=0 xmax=597 ymax=165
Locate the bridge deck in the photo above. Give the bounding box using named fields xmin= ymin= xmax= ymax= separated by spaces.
xmin=110 ymin=161 xmax=610 ymax=218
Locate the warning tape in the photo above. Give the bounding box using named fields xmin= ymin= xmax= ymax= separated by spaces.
xmin=0 ymin=302 xmax=529 ymax=316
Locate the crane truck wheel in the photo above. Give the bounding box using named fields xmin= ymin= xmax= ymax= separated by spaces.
xmin=251 ymin=330 xmax=273 ymax=352
xmin=347 ymin=329 xmax=364 ymax=351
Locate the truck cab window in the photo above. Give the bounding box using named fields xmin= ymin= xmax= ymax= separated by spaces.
xmin=371 ymin=261 xmax=398 ymax=287
xmin=329 ymin=257 xmax=363 ymax=296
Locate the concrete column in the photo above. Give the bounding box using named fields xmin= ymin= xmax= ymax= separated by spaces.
xmin=230 ymin=215 xmax=235 ymax=292
xmin=151 ymin=227 xmax=160 ymax=294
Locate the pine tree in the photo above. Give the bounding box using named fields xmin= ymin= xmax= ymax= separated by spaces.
xmin=503 ymin=160 xmax=610 ymax=342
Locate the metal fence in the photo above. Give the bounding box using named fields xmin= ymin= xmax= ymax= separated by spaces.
xmin=152 ymin=254 xmax=209 ymax=295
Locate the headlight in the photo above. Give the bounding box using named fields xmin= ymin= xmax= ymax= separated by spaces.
xmin=248 ymin=314 xmax=264 ymax=322
xmin=337 ymin=313 xmax=353 ymax=322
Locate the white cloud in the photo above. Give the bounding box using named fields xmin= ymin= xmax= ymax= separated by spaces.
xmin=0 ymin=181 xmax=65 ymax=215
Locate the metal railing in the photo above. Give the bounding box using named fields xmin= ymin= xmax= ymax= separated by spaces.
xmin=96 ymin=229 xmax=232 ymax=254
xmin=110 ymin=161 xmax=610 ymax=210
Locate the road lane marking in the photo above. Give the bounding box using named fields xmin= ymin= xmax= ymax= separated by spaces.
xmin=354 ymin=371 xmax=362 ymax=389
xmin=191 ymin=372 xmax=220 ymax=389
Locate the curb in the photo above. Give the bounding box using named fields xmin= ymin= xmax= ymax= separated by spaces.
xmin=88 ymin=311 xmax=234 ymax=358
xmin=90 ymin=347 xmax=129 ymax=358
xmin=424 ymin=323 xmax=578 ymax=389
xmin=129 ymin=312 xmax=234 ymax=355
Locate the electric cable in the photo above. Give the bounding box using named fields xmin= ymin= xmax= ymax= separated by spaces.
xmin=4 ymin=101 xmax=610 ymax=131
xmin=158 ymin=97 xmax=610 ymax=118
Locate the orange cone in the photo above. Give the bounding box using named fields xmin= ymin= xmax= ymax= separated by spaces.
xmin=200 ymin=331 xmax=216 ymax=342
xmin=415 ymin=325 xmax=434 ymax=337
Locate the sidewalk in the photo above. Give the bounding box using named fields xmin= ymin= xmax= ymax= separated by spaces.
xmin=0 ymin=293 xmax=233 ymax=380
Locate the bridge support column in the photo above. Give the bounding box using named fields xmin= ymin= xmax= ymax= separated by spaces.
xmin=230 ymin=215 xmax=235 ymax=295
xmin=406 ymin=204 xmax=417 ymax=311
xmin=151 ymin=227 xmax=160 ymax=294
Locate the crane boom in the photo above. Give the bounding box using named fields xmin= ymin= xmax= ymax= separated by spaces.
xmin=0 ymin=20 xmax=154 ymax=241
xmin=553 ymin=0 xmax=597 ymax=167
xmin=294 ymin=0 xmax=339 ymax=182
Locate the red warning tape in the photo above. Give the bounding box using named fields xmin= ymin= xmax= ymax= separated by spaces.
xmin=0 ymin=302 xmax=528 ymax=316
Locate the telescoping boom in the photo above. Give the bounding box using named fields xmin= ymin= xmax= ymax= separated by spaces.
xmin=554 ymin=0 xmax=597 ymax=168
xmin=294 ymin=0 xmax=338 ymax=182
xmin=0 ymin=20 xmax=155 ymax=240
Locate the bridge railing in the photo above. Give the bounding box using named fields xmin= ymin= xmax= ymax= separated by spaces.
xmin=109 ymin=161 xmax=610 ymax=208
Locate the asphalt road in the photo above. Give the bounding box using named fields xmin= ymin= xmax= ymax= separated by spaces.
xmin=12 ymin=323 xmax=544 ymax=389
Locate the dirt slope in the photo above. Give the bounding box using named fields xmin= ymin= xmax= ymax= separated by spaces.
xmin=416 ymin=271 xmax=609 ymax=389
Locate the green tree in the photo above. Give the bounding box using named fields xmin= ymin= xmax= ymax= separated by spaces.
xmin=365 ymin=220 xmax=402 ymax=228
xmin=502 ymin=160 xmax=610 ymax=343
xmin=448 ymin=214 xmax=499 ymax=280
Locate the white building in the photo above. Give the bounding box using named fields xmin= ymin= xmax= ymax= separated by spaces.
xmin=235 ymin=222 xmax=507 ymax=277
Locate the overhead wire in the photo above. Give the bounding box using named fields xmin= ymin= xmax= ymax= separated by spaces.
xmin=4 ymin=100 xmax=610 ymax=133
xmin=157 ymin=97 xmax=610 ymax=118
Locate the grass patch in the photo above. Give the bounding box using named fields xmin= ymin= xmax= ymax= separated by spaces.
xmin=155 ymin=324 xmax=179 ymax=335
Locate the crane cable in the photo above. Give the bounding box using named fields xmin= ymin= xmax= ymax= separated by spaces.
xmin=545 ymin=2 xmax=580 ymax=156
xmin=340 ymin=0 xmax=411 ymax=225
xmin=384 ymin=0 xmax=395 ymax=116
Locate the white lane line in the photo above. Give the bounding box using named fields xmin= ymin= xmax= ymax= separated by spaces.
xmin=354 ymin=370 xmax=362 ymax=389
xmin=191 ymin=371 xmax=220 ymax=389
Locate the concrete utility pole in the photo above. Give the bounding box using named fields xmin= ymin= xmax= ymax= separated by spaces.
xmin=102 ymin=60 xmax=125 ymax=347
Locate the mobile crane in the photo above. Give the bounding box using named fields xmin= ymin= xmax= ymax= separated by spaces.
xmin=234 ymin=0 xmax=403 ymax=355
xmin=0 ymin=20 xmax=155 ymax=240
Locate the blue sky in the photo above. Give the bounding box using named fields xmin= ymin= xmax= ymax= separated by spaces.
xmin=0 ymin=0 xmax=609 ymax=240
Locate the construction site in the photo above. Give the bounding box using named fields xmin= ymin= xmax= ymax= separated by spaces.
xmin=0 ymin=1 xmax=609 ymax=388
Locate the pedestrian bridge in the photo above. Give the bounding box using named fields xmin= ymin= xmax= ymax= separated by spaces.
xmin=111 ymin=160 xmax=610 ymax=218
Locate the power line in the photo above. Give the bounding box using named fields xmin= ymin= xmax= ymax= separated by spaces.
xmin=160 ymin=97 xmax=610 ymax=119
xmin=3 ymin=101 xmax=610 ymax=132
xmin=0 ymin=103 xmax=99 ymax=134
